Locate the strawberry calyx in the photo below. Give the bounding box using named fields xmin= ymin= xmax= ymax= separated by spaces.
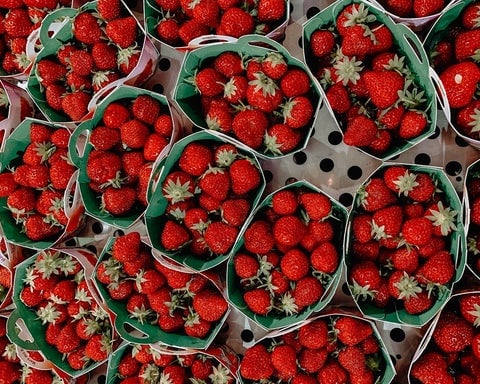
xmin=425 ymin=201 xmax=458 ymax=236
xmin=467 ymin=106 xmax=480 ymax=133
xmin=215 ymin=147 xmax=238 ymax=167
xmin=139 ymin=363 xmax=161 ymax=383
xmin=277 ymin=292 xmax=298 ymax=315
xmin=117 ymin=44 xmax=141 ymax=68
xmin=0 ymin=88 xmax=9 ymax=109
xmin=332 ymin=51 xmax=363 ymax=86
xmin=162 ymin=176 xmax=195 ymax=204
xmin=349 ymin=278 xmax=377 ymax=301
xmin=392 ymin=169 xmax=419 ymax=196
xmin=342 ymin=3 xmax=376 ymax=29
xmin=2 ymin=343 xmax=17 ymax=362
xmin=263 ymin=131 xmax=284 ymax=155
xmin=248 ymin=71 xmax=279 ymax=97
xmin=468 ymin=236 xmax=480 ymax=255
xmin=394 ymin=272 xmax=422 ymax=300
xmin=36 ymin=301 xmax=63 ymax=324
xmin=129 ymin=301 xmax=154 ymax=324
xmin=467 ymin=303 xmax=480 ymax=327
xmin=208 ymin=363 xmax=231 ymax=384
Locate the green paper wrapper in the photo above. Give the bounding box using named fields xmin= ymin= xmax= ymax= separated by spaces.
xmin=145 ymin=130 xmax=266 ymax=272
xmin=301 ymin=0 xmax=438 ymax=161
xmin=227 ymin=179 xmax=348 ymax=330
xmin=345 ymin=163 xmax=466 ymax=327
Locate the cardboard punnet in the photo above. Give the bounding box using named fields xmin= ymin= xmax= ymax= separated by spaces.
xmin=143 ymin=0 xmax=290 ymax=51
xmin=26 ymin=0 xmax=159 ymax=125
xmin=237 ymin=310 xmax=396 ymax=384
xmin=226 ymin=179 xmax=348 ymax=330
xmin=68 ymin=84 xmax=181 ymax=230
xmin=93 ymin=236 xmax=230 ymax=349
xmin=345 ymin=163 xmax=466 ymax=327
xmin=0 ymin=117 xmax=85 ymax=251
xmin=7 ymin=248 xmax=116 ymax=381
xmin=301 ymin=0 xmax=438 ymax=161
xmin=173 ymin=34 xmax=322 ymax=159
xmin=423 ymin=0 xmax=480 ymax=149
xmin=144 ymin=130 xmax=266 ymax=272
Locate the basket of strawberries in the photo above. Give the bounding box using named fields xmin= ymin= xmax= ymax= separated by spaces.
xmin=173 ymin=34 xmax=322 ymax=159
xmin=423 ymin=0 xmax=480 ymax=149
xmin=94 ymin=232 xmax=230 ymax=349
xmin=144 ymin=130 xmax=265 ymax=272
xmin=345 ymin=163 xmax=466 ymax=327
xmin=0 ymin=118 xmax=85 ymax=251
xmin=302 ymin=0 xmax=437 ymax=160
xmin=365 ymin=0 xmax=457 ymax=31
xmin=226 ymin=179 xmax=348 ymax=330
xmin=238 ymin=312 xmax=396 ymax=384
xmin=106 ymin=342 xmax=239 ymax=384
xmin=26 ymin=0 xmax=158 ymax=124
xmin=7 ymin=247 xmax=117 ymax=380
xmin=409 ymin=289 xmax=480 ymax=383
xmin=68 ymin=84 xmax=180 ymax=230
xmin=143 ymin=0 xmax=290 ymax=50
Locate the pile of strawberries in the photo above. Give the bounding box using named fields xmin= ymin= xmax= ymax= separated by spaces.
xmin=156 ymin=138 xmax=263 ymax=260
xmin=376 ymin=0 xmax=445 ymax=18
xmin=110 ymin=344 xmax=236 ymax=384
xmin=181 ymin=49 xmax=318 ymax=157
xmin=304 ymin=2 xmax=431 ymax=158
xmin=0 ymin=121 xmax=77 ymax=242
xmin=83 ymin=92 xmax=173 ymax=218
xmin=240 ymin=315 xmax=389 ymax=384
xmin=151 ymin=0 xmax=287 ymax=47
xmin=32 ymin=0 xmax=147 ymax=121
xmin=95 ymin=232 xmax=229 ymax=342
xmin=229 ymin=184 xmax=345 ymax=318
xmin=427 ymin=1 xmax=480 ymax=142
xmin=0 ymin=316 xmax=69 ymax=383
xmin=17 ymin=250 xmax=114 ymax=372
xmin=0 ymin=0 xmax=72 ymax=76
xmin=410 ymin=292 xmax=480 ymax=384
xmin=348 ymin=165 xmax=460 ymax=317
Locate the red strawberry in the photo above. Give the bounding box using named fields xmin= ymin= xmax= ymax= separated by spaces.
xmin=364 ymin=70 xmax=404 ymax=109
xmin=232 ymin=109 xmax=269 ymax=149
xmin=283 ymin=96 xmax=314 ymax=128
xmin=243 ymin=288 xmax=272 ymax=315
xmin=398 ymin=110 xmax=428 ymax=139
xmin=161 ymin=220 xmax=190 ymax=250
xmin=97 ymin=0 xmax=121 ymax=20
xmin=416 ymin=250 xmax=454 ymax=285
xmin=413 ymin=0 xmax=443 ymax=17
xmin=433 ymin=313 xmax=474 ymax=353
xmin=178 ymin=142 xmax=214 ymax=177
xmin=280 ymin=68 xmax=311 ymax=98
xmin=334 ymin=316 xmax=373 ymax=346
xmin=411 ymin=351 xmax=453 ymax=384
xmin=292 ymin=276 xmax=323 ymax=309
xmin=243 ymin=220 xmax=275 ymax=254
xmin=440 ymin=61 xmax=480 ymax=109
xmin=61 ymin=90 xmax=91 ymax=121
xmin=240 ymin=344 xmax=274 ymax=381
xmin=192 ymin=288 xmax=228 ymax=322
xmin=220 ymin=198 xmax=250 ymax=227
xmin=217 ymin=7 xmax=254 ymax=38
xmin=257 ymin=0 xmax=285 ymax=22
xmin=120 ymin=119 xmax=150 ymax=149
xmin=105 ymin=16 xmax=138 ymax=49
xmin=343 ymin=115 xmax=378 ymax=147
xmin=4 ymin=8 xmax=33 ymax=38
xmin=310 ymin=29 xmax=336 ymax=58
xmin=73 ymin=11 xmax=104 ymax=45
xmin=204 ymin=221 xmax=238 ymax=254
xmin=229 ymin=158 xmax=261 ymax=195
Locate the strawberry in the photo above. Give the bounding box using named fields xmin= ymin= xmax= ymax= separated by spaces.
xmin=398 ymin=110 xmax=428 ymax=139
xmin=156 ymin=18 xmax=181 ymax=46
xmin=4 ymin=8 xmax=33 ymax=38
xmin=213 ymin=51 xmax=243 ymax=77
xmin=243 ymin=288 xmax=272 ymax=315
xmin=384 ymin=0 xmax=413 ymax=16
xmin=439 ymin=61 xmax=480 ymax=109
xmin=292 ymin=276 xmax=323 ymax=308
xmin=462 ymin=3 xmax=480 ymax=29
xmin=416 ymin=250 xmax=455 ymax=285
xmin=459 ymin=294 xmax=480 ymax=326
xmin=363 ymin=70 xmax=404 ymax=109
xmin=86 ymin=150 xmax=122 ymax=185
xmin=358 ymin=177 xmax=396 ymax=212
xmin=61 ymin=90 xmax=91 ymax=121
xmin=413 ymin=0 xmax=443 ymax=17
xmin=299 ymin=192 xmax=331 ymax=220
xmin=91 ymin=42 xmax=118 ymax=71
xmin=198 ymin=167 xmax=230 ymax=201
xmin=326 ymin=83 xmax=351 ymax=114
xmin=178 ymin=142 xmax=214 ymax=177
xmin=178 ymin=19 xmax=210 ymax=45
xmin=0 ymin=173 xmax=17 ymax=197
xmin=131 ymin=94 xmax=162 ymax=125
xmin=97 ymin=0 xmax=121 ymax=20
xmin=280 ymin=248 xmax=309 ymax=281
xmin=85 ymin=333 xmax=111 ymax=362
xmin=204 ymin=221 xmax=238 ymax=254
xmin=403 ymin=290 xmax=434 ymax=314
xmin=73 ymin=11 xmax=104 ymax=45
xmin=232 ymin=109 xmax=269 ymax=149
xmin=233 ymin=253 xmax=259 ymax=279
xmin=271 ymin=344 xmax=297 ymax=378
xmin=229 ymin=158 xmax=261 ymax=195
xmin=220 ymin=198 xmax=250 ymax=227
xmin=433 ymin=313 xmax=474 ymax=353
xmin=411 ymin=351 xmax=453 ymax=384
xmin=105 ymin=16 xmax=138 ymax=49
xmin=317 ymin=362 xmax=348 ymax=384
xmin=36 ymin=58 xmax=67 ymax=86
xmin=120 ymin=119 xmax=150 ymax=149
xmin=243 ymin=220 xmax=275 ymax=254
xmin=334 ymin=316 xmax=373 ymax=346
xmin=161 ymin=219 xmax=191 ymax=250
xmin=282 ymin=95 xmax=314 ymax=128
xmin=257 ymin=0 xmax=285 ymax=22
xmin=310 ymin=29 xmax=336 ymax=58
xmin=343 ymin=114 xmax=378 ymax=147
xmin=310 ymin=242 xmax=339 ymax=274
xmin=280 ymin=68 xmax=311 ymax=98
xmin=192 ymin=288 xmax=228 ymax=322
xmin=217 ymin=7 xmax=254 ymax=38
xmin=240 ymin=343 xmax=274 ymax=381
